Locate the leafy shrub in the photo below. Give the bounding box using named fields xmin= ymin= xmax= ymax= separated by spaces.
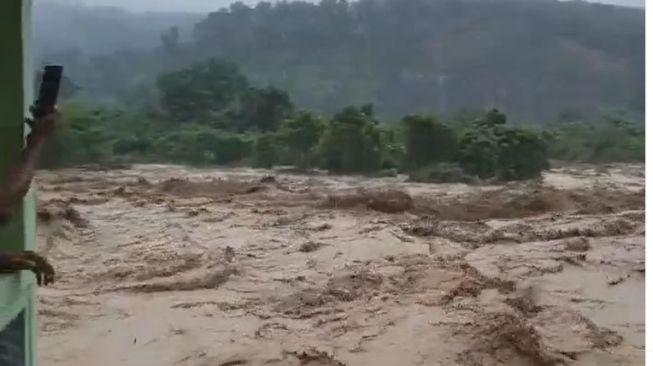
xmin=153 ymin=127 xmax=252 ymax=166
xmin=457 ymin=109 xmax=550 ymax=180
xmin=113 ymin=136 xmax=152 ymax=156
xmin=278 ymin=111 xmax=325 ymax=169
xmin=252 ymin=134 xmax=279 ymax=168
xmin=496 ymin=128 xmax=549 ymax=180
xmin=401 ymin=114 xmax=458 ymax=171
xmin=318 ymin=105 xmax=384 ymax=173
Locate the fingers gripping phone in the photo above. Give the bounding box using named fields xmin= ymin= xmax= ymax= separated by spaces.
xmin=31 ymin=65 xmax=63 ymax=120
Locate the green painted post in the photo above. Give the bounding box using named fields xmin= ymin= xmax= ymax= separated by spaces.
xmin=0 ymin=1 xmax=38 ymax=366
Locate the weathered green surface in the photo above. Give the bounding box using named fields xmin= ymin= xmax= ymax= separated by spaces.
xmin=0 ymin=1 xmax=37 ymax=365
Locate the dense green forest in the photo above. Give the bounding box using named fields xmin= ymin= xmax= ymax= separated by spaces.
xmin=35 ymin=0 xmax=644 ymax=122
xmin=32 ymin=0 xmax=644 ymax=181
xmin=41 ymin=58 xmax=644 ymax=183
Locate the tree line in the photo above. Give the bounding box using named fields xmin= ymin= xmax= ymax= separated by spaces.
xmin=41 ymin=59 xmax=644 ymax=183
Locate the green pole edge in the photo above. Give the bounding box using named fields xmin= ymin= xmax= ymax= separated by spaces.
xmin=0 ymin=1 xmax=38 ymax=365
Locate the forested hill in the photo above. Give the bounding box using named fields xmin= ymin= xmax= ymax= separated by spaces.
xmin=34 ymin=0 xmax=644 ymax=123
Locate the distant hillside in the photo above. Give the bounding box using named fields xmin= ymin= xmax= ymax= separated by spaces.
xmin=33 ymin=0 xmax=644 ymax=122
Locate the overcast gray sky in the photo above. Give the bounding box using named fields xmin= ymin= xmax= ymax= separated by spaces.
xmin=43 ymin=0 xmax=645 ymax=13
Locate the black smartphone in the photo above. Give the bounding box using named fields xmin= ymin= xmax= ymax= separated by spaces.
xmin=32 ymin=65 xmax=63 ymax=119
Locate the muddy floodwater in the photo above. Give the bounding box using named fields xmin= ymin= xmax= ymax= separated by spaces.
xmin=35 ymin=164 xmax=644 ymax=366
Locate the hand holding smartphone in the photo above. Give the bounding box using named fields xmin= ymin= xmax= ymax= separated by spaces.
xmin=27 ymin=65 xmax=63 ymax=138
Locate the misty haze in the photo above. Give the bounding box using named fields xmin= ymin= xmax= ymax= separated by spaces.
xmin=29 ymin=0 xmax=644 ymax=365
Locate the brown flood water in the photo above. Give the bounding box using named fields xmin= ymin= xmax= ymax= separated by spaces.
xmin=34 ymin=164 xmax=644 ymax=366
